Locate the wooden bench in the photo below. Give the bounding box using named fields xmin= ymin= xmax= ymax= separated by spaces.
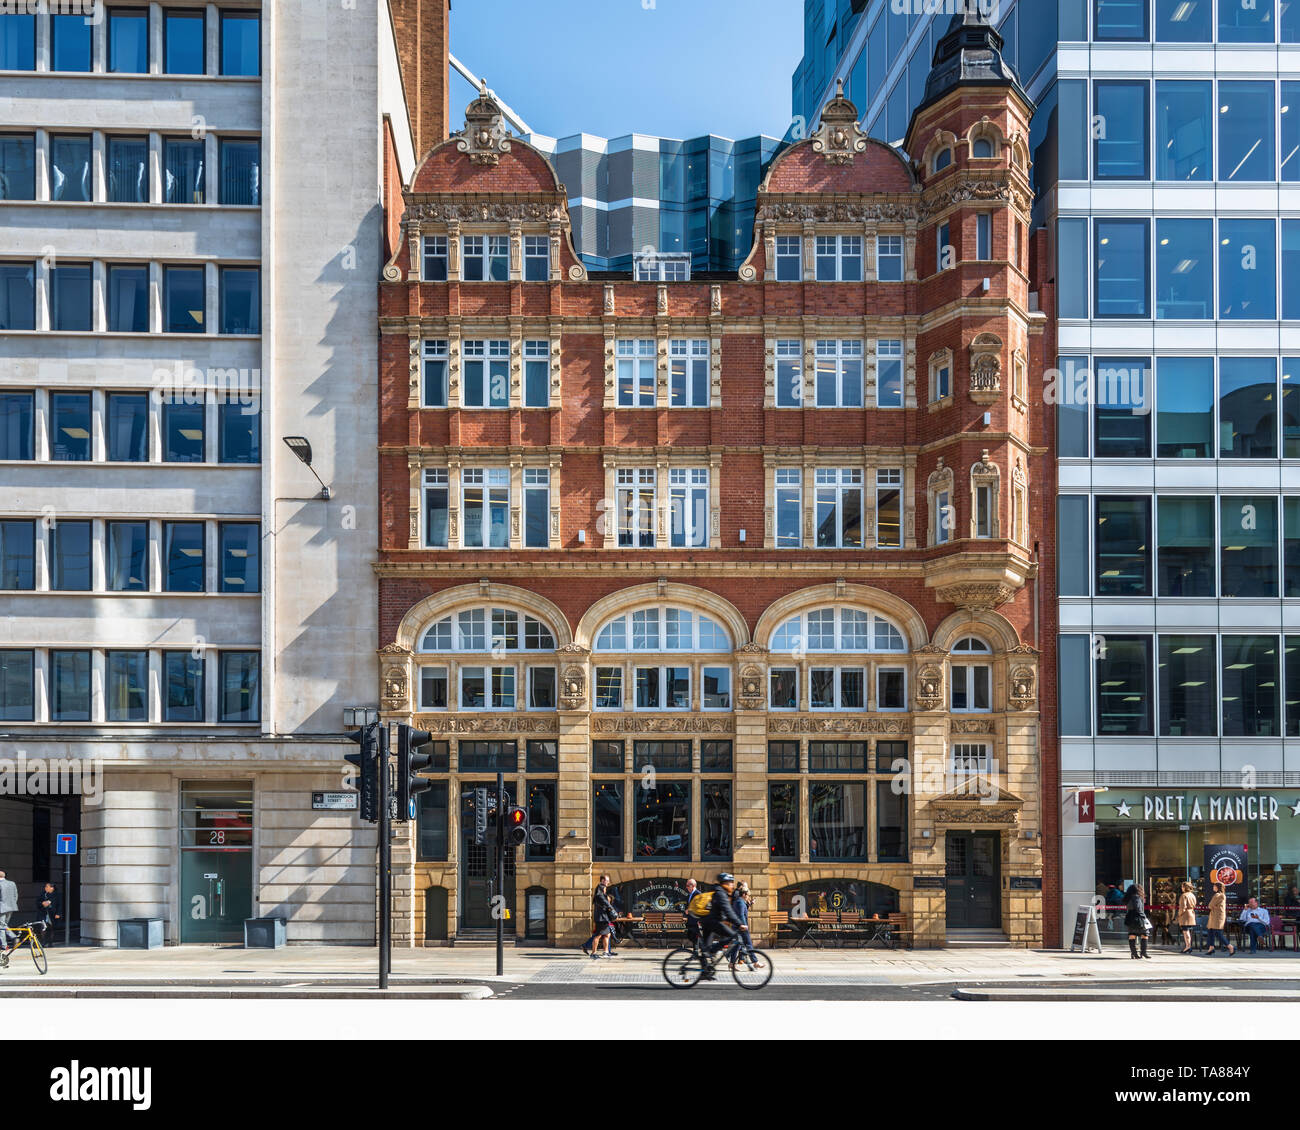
xmin=635 ymin=911 xmax=688 ymax=947
xmin=769 ymin=910 xmax=822 ymax=949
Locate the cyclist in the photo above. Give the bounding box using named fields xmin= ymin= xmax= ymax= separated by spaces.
xmin=700 ymin=873 xmax=745 ymax=978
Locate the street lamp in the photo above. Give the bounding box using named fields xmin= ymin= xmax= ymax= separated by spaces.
xmin=282 ymin=436 xmax=331 ymax=500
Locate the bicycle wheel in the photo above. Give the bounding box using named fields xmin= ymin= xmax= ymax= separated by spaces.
xmin=29 ymin=937 xmax=47 ymax=975
xmin=729 ymin=947 xmax=773 ymax=989
xmin=662 ymin=946 xmax=705 ymax=988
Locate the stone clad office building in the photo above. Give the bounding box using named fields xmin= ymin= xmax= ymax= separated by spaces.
xmin=378 ymin=16 xmax=1057 ymax=948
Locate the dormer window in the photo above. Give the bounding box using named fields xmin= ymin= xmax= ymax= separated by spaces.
xmin=635 ymin=252 xmax=690 ymax=282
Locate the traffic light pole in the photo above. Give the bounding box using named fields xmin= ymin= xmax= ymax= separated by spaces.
xmin=495 ymin=771 xmax=505 ymax=978
xmin=379 ymin=723 xmax=392 ymax=990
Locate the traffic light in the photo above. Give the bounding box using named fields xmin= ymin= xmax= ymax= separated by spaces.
xmin=344 ymin=723 xmax=379 ymax=824
xmin=472 ymin=787 xmax=491 ymax=846
xmin=396 ymin=724 xmax=436 ymax=821
xmin=504 ymin=805 xmax=528 ymax=847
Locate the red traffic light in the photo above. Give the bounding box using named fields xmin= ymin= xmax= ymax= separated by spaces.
xmin=505 ymin=806 xmax=528 ymax=846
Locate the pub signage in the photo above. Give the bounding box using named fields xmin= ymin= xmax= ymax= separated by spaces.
xmin=1107 ymin=794 xmax=1300 ymax=823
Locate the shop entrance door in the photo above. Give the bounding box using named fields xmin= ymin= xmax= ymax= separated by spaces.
xmin=945 ymin=832 xmax=1001 ymax=929
xmin=459 ymin=786 xmax=515 ymax=930
xmin=180 ymin=781 xmax=253 ymax=943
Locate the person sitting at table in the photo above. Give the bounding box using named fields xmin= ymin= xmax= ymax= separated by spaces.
xmin=1237 ymin=898 xmax=1271 ymax=955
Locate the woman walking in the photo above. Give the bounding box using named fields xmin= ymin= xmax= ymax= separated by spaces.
xmin=1176 ymin=881 xmax=1197 ymax=954
xmin=1124 ymin=883 xmax=1151 ymax=959
xmin=1205 ymin=881 xmax=1235 ymax=956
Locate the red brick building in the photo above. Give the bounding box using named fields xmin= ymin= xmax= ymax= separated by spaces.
xmin=377 ymin=17 xmax=1055 ymax=947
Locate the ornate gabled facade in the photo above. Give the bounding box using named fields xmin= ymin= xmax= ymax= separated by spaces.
xmin=377 ymin=17 xmax=1054 ymax=949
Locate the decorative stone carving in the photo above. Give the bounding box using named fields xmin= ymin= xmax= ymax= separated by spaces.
xmin=560 ymin=665 xmax=587 ymax=711
xmin=455 ymin=80 xmax=513 ymax=166
xmin=591 ymin=716 xmax=735 ymax=734
xmin=738 ymin=664 xmax=765 ymax=711
xmin=757 ymin=200 xmax=917 ymax=225
xmin=768 ymin=716 xmax=910 ymax=735
xmin=969 ymin=336 xmax=1002 ymax=401
xmin=1009 ymin=664 xmax=1036 ymax=710
xmin=810 ymin=80 xmax=869 ymax=165
xmin=935 ymin=582 xmax=1015 ymax=611
xmin=929 ymin=805 xmax=1018 ymax=826
xmin=915 ymin=664 xmax=944 ymax=711
xmin=379 ymin=644 xmax=412 ymax=711
xmin=407 ymin=202 xmax=564 ymax=223
xmin=951 ymin=718 xmax=998 ymax=734
xmin=414 ymin=714 xmax=559 ymax=734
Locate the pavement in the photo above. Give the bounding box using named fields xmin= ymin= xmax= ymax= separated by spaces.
xmin=4 ymin=939 xmax=1300 ymax=998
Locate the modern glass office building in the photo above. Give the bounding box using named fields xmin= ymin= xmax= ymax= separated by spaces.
xmin=527 ymin=131 xmax=784 ymax=274
xmin=796 ymin=0 xmax=1300 ymax=943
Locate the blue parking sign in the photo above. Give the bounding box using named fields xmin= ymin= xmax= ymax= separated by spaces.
xmin=56 ymin=834 xmax=77 ymax=856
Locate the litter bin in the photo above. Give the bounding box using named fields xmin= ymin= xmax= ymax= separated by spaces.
xmin=244 ymin=917 xmax=287 ymax=948
xmin=117 ymin=918 xmax=164 ymax=949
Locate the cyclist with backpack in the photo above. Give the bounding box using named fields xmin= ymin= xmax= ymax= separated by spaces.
xmin=697 ymin=874 xmax=745 ymax=977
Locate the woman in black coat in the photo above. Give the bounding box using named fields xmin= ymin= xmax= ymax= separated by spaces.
xmin=1124 ymin=883 xmax=1150 ymax=959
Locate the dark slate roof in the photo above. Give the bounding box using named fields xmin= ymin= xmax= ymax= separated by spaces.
xmin=915 ymin=6 xmax=1031 ymax=117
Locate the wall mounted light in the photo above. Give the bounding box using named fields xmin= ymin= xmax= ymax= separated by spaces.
xmin=282 ymin=436 xmax=331 ymax=500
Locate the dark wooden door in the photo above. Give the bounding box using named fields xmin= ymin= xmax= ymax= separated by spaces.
xmin=945 ymin=832 xmax=1000 ymax=928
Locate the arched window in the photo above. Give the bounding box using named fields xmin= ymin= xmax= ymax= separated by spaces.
xmin=593 ymin=607 xmax=731 ymax=652
xmin=972 ymin=137 xmax=994 ymax=158
xmin=933 ymin=147 xmax=953 ymax=172
xmin=418 ymin=607 xmax=556 ymax=652
xmin=951 ymin=636 xmax=992 ymax=713
xmin=770 ymin=607 xmax=906 ymax=653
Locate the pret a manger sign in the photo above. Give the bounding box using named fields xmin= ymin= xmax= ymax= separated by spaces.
xmin=1138 ymin=794 xmax=1285 ymax=822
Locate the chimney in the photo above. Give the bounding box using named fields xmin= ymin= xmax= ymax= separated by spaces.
xmin=389 ymin=0 xmax=451 ymax=157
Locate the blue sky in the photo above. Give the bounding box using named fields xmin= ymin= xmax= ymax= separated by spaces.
xmin=448 ymin=0 xmax=804 ymax=141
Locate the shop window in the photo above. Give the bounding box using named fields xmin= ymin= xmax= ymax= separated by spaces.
xmin=526 ymin=740 xmax=558 ymax=773
xmin=808 ymin=783 xmax=867 ymax=862
xmin=768 ymin=783 xmax=798 ymax=860
xmin=1221 ymin=635 xmax=1280 ymax=737
xmin=1156 ymin=218 xmax=1212 ymax=319
xmin=1096 ymin=635 xmax=1154 ymax=736
xmin=876 ymin=782 xmax=907 ymax=863
xmin=1158 ymin=635 xmax=1217 ymax=737
xmin=1220 ymin=496 xmax=1278 ymax=598
xmin=1156 ymin=357 xmax=1213 ymax=457
xmin=634 ymin=782 xmax=690 ymax=858
xmin=1155 ymin=81 xmax=1211 ymax=180
xmin=526 ymin=781 xmax=556 ymax=860
xmin=701 ymin=782 xmax=732 ymax=860
xmin=1095 ymin=496 xmax=1152 ymax=597
xmin=1157 ymin=496 xmax=1215 ymax=597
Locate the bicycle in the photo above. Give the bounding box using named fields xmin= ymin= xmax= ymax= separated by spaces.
xmin=0 ymin=920 xmax=48 ymax=975
xmin=661 ymin=931 xmax=773 ymax=989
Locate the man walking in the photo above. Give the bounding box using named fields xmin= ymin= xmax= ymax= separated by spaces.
xmin=0 ymin=869 xmax=19 ymax=963
xmin=38 ymin=882 xmax=62 ymax=945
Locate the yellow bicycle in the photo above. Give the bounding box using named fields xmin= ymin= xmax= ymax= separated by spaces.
xmin=1 ymin=921 xmax=48 ymax=975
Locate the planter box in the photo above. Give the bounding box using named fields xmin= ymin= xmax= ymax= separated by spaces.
xmin=244 ymin=917 xmax=287 ymax=949
xmin=117 ymin=918 xmax=164 ymax=949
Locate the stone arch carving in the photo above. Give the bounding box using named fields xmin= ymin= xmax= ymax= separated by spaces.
xmin=965 ymin=116 xmax=1005 ymax=159
xmin=923 ymin=129 xmax=959 ymax=175
xmin=573 ymin=583 xmax=750 ymax=652
xmin=394 ymin=583 xmax=574 ymax=653
xmin=931 ymin=609 xmax=1024 ymax=654
xmin=969 ymin=332 xmax=1003 ymax=396
xmin=752 ymin=582 xmax=928 ymax=653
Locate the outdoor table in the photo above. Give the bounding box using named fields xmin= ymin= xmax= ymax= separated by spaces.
xmin=613 ymin=915 xmax=646 ymax=948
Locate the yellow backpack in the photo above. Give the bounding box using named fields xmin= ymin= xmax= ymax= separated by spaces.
xmin=687 ymin=891 xmax=714 ymax=918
